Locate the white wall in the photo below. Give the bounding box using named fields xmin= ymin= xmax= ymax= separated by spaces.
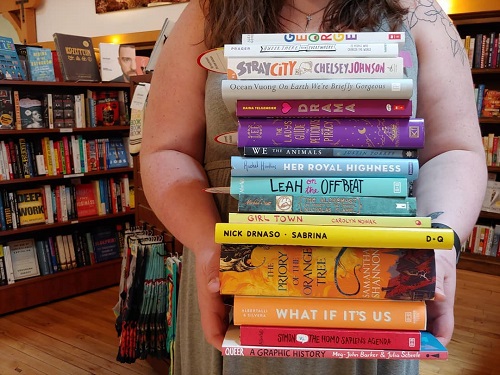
xmin=35 ymin=0 xmax=188 ymax=43
xmin=0 ymin=15 xmax=21 ymax=43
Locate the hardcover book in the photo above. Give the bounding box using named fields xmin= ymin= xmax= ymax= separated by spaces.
xmin=237 ymin=117 xmax=425 ymax=149
xmin=224 ymin=42 xmax=400 ymax=58
xmin=240 ymin=147 xmax=418 ymax=158
xmin=19 ymin=94 xmax=46 ymax=129
xmin=230 ymin=156 xmax=420 ymax=180
xmin=236 ymin=99 xmax=412 ymax=118
xmin=237 ymin=194 xmax=417 ymax=216
xmin=52 ymin=33 xmax=101 ymax=82
xmin=222 ymin=78 xmax=414 ymax=115
xmin=219 ymin=244 xmax=436 ymax=299
xmin=16 ymin=188 xmax=45 ymax=226
xmin=26 ymin=46 xmax=56 ymax=82
xmin=99 ymin=43 xmax=124 ymax=82
xmin=223 ymin=326 xmax=447 ymax=360
xmin=232 ymin=296 xmax=427 ymax=330
xmin=229 ymin=176 xmax=410 ymax=198
xmin=227 ymin=57 xmax=404 ymax=80
xmin=239 ymin=325 xmax=422 ymax=350
xmin=0 ymin=86 xmax=15 ymax=130
xmin=106 ymin=137 xmax=129 ymax=169
xmin=91 ymin=225 xmax=121 ymax=263
xmin=227 ymin=212 xmax=431 ymax=227
xmin=7 ymin=238 xmax=40 ymax=280
xmin=74 ymin=182 xmax=98 ymax=218
xmin=241 ymin=32 xmax=406 ymax=45
xmin=0 ymin=36 xmax=26 ymax=80
xmin=214 ymin=223 xmax=453 ymax=249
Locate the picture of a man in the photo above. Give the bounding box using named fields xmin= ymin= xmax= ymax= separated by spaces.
xmin=111 ymin=44 xmax=137 ymax=82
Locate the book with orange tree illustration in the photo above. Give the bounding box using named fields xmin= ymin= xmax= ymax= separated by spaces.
xmin=219 ymin=244 xmax=436 ymax=300
xmin=232 ymin=296 xmax=426 ymax=330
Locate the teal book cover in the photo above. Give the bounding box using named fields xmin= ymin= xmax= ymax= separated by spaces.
xmin=0 ymin=36 xmax=26 ymax=80
xmin=26 ymin=47 xmax=56 ymax=82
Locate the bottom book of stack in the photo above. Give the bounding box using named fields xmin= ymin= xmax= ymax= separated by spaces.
xmin=222 ymin=325 xmax=448 ymax=360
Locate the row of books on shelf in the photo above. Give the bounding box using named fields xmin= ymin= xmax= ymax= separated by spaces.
xmin=0 ymin=86 xmax=129 ymax=130
xmin=462 ymin=31 xmax=500 ymax=69
xmin=463 ymin=224 xmax=500 ymax=258
xmin=0 ymin=136 xmax=131 ymax=181
xmin=482 ymin=133 xmax=500 ymax=166
xmin=0 ymin=175 xmax=134 ymax=231
xmin=0 ymin=223 xmax=127 ymax=286
xmin=0 ymin=34 xmax=151 ymax=83
xmin=475 ymin=84 xmax=500 ymax=119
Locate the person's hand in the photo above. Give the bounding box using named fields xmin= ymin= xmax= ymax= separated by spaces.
xmin=195 ymin=245 xmax=229 ymax=351
xmin=425 ymin=249 xmax=457 ymax=346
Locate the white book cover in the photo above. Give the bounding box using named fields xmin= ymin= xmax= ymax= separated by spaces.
xmin=7 ymin=238 xmax=40 ymax=281
xmin=227 ymin=57 xmax=404 ymax=80
xmin=242 ymin=32 xmax=405 ymax=45
xmin=146 ymin=18 xmax=176 ymax=73
xmin=224 ymin=43 xmax=400 ymax=58
xmin=1 ymin=245 xmax=15 ymax=284
xmin=221 ymin=78 xmax=414 ymax=115
xmin=99 ymin=43 xmax=136 ymax=82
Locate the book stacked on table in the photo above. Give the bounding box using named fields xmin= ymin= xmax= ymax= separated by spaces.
xmin=208 ymin=31 xmax=451 ymax=360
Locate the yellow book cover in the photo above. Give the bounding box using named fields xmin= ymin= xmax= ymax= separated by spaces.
xmin=215 ymin=223 xmax=453 ymax=249
xmin=228 ymin=213 xmax=431 ymax=228
xmin=220 ymin=244 xmax=436 ymax=300
xmin=233 ymin=296 xmax=427 ymax=330
xmin=16 ymin=188 xmax=45 ymax=226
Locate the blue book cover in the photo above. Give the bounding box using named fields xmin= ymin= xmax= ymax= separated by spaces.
xmin=230 ymin=176 xmax=410 ymax=197
xmin=0 ymin=36 xmax=26 ymax=80
xmin=91 ymin=226 xmax=120 ymax=263
xmin=237 ymin=194 xmax=417 ymax=216
xmin=106 ymin=137 xmax=129 ymax=169
xmin=26 ymin=47 xmax=56 ymax=82
xmin=231 ymin=156 xmax=419 ymax=181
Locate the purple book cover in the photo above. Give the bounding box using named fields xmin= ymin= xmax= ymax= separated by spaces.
xmin=236 ymin=99 xmax=412 ymax=118
xmin=238 ymin=117 xmax=424 ymax=149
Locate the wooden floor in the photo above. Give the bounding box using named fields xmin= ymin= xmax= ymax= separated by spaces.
xmin=0 ymin=269 xmax=498 ymax=375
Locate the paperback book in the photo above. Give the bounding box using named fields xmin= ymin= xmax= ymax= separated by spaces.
xmin=237 ymin=117 xmax=425 ymax=149
xmin=230 ymin=156 xmax=420 ymax=180
xmin=237 ymin=194 xmax=417 ymax=216
xmin=241 ymin=32 xmax=406 ymax=45
xmin=235 ymin=99 xmax=412 ymax=118
xmin=0 ymin=36 xmax=26 ymax=80
xmin=219 ymin=244 xmax=436 ymax=300
xmin=26 ymin=46 xmax=56 ymax=82
xmin=214 ymin=223 xmax=453 ymax=249
xmin=240 ymin=147 xmax=418 ymax=158
xmin=223 ymin=326 xmax=448 ymax=360
xmin=7 ymin=238 xmax=40 ymax=280
xmin=232 ymin=296 xmax=427 ymax=330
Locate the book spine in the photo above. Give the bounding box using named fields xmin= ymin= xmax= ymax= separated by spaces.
xmin=239 ymin=325 xmax=422 ymax=350
xmin=215 ymin=223 xmax=452 ymax=249
xmin=224 ymin=43 xmax=400 ymax=58
xmin=236 ymin=99 xmax=413 ymax=118
xmin=240 ymin=146 xmax=418 ymax=158
xmin=233 ymin=296 xmax=427 ymax=330
xmin=241 ymin=32 xmax=406 ymax=45
xmin=237 ymin=194 xmax=417 ymax=216
xmin=221 ymin=79 xmax=414 ymax=114
xmin=231 ymin=156 xmax=419 ymax=180
xmin=220 ymin=245 xmax=436 ymax=299
xmin=237 ymin=117 xmax=424 ymax=150
xmin=227 ymin=212 xmax=431 ymax=227
xmin=230 ymin=176 xmax=409 ymax=197
xmin=227 ymin=57 xmax=404 ymax=80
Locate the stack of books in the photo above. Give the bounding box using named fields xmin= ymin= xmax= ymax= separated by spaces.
xmin=208 ymin=31 xmax=453 ymax=360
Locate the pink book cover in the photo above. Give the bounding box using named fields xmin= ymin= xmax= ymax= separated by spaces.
xmin=237 ymin=117 xmax=424 ymax=149
xmin=236 ymin=99 xmax=412 ymax=118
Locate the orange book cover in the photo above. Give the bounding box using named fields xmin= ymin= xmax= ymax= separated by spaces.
xmin=220 ymin=244 xmax=435 ymax=300
xmin=233 ymin=296 xmax=426 ymax=330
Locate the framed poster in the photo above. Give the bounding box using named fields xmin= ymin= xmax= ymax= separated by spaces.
xmin=95 ymin=0 xmax=189 ymax=14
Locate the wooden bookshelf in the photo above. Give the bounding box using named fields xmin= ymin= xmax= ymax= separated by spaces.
xmin=0 ymin=80 xmax=135 ymax=312
xmin=450 ymin=11 xmax=500 ymax=276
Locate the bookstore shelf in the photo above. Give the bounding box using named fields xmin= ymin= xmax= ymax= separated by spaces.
xmin=0 ymin=79 xmax=135 ymax=312
xmin=451 ymin=10 xmax=500 ymax=276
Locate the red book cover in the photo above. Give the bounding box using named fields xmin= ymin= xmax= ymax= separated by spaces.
xmin=237 ymin=117 xmax=425 ymax=149
xmin=236 ymin=99 xmax=412 ymax=118
xmin=75 ymin=183 xmax=98 ymax=218
xmin=239 ymin=325 xmax=421 ymax=350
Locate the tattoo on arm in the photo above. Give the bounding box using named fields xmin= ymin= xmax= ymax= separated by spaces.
xmin=428 ymin=211 xmax=444 ymax=220
xmin=405 ymin=0 xmax=467 ymax=66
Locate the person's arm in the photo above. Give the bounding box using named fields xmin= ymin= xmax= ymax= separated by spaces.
xmin=140 ymin=1 xmax=227 ymax=350
xmin=404 ymin=0 xmax=487 ymax=345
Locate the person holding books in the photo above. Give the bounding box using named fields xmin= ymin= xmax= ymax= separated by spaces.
xmin=140 ymin=0 xmax=487 ymax=374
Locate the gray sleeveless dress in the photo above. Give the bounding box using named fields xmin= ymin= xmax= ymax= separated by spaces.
xmin=173 ymin=22 xmax=420 ymax=375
